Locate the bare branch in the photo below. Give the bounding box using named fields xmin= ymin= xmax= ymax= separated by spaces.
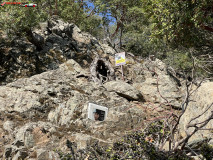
xmin=173 ymin=103 xmax=213 ymax=150
xmin=188 ymin=103 xmax=213 ymax=125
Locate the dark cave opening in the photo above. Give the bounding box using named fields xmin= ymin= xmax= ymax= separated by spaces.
xmin=96 ymin=60 xmax=108 ymax=82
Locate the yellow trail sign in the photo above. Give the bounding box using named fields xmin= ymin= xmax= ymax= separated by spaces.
xmin=115 ymin=52 xmax=126 ymax=66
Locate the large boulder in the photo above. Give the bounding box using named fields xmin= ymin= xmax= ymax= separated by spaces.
xmin=132 ymin=59 xmax=182 ymax=108
xmin=104 ymin=81 xmax=144 ymax=101
xmin=179 ymin=82 xmax=213 ymax=143
xmin=2 ymin=121 xmax=60 ymax=160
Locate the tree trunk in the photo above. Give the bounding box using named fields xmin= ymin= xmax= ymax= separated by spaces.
xmin=120 ymin=25 xmax=123 ymax=49
xmin=55 ymin=0 xmax=58 ymax=15
xmin=48 ymin=0 xmax=52 ymax=16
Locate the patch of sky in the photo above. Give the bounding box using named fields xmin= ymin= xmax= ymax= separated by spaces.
xmin=84 ymin=0 xmax=116 ymax=25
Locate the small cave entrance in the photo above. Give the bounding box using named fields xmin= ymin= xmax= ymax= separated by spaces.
xmin=90 ymin=57 xmax=115 ymax=84
xmin=96 ymin=60 xmax=108 ymax=82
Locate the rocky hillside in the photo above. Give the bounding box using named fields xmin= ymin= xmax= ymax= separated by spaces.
xmin=0 ymin=16 xmax=112 ymax=85
xmin=0 ymin=17 xmax=212 ymax=160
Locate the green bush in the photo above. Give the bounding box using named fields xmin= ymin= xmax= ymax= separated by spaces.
xmin=56 ymin=121 xmax=191 ymax=160
xmin=0 ymin=0 xmax=47 ymax=37
xmin=200 ymin=142 xmax=213 ymax=160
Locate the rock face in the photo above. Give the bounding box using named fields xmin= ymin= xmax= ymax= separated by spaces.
xmin=0 ymin=17 xmax=115 ymax=85
xmin=1 ymin=18 xmax=212 ymax=159
xmin=179 ymin=82 xmax=213 ymax=143
xmin=104 ymin=81 xmax=144 ymax=101
xmin=0 ymin=59 xmax=146 ymax=159
xmin=132 ymin=59 xmax=182 ymax=108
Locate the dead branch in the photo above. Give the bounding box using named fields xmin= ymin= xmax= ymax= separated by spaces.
xmin=171 ymin=77 xmax=206 ymax=146
xmin=185 ymin=144 xmax=202 ymax=159
xmin=190 ymin=49 xmax=213 ymax=76
xmin=173 ymin=103 xmax=213 ymax=150
xmin=188 ymin=103 xmax=213 ymax=125
xmin=122 ymin=59 xmax=211 ymax=156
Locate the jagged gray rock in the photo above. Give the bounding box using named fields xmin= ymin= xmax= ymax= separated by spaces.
xmin=36 ymin=149 xmax=60 ymax=160
xmin=0 ymin=58 xmax=146 ymax=158
xmin=0 ymin=17 xmax=116 ymax=85
xmin=179 ymin=82 xmax=213 ymax=143
xmin=132 ymin=59 xmax=182 ymax=108
xmin=3 ymin=121 xmax=15 ymax=133
xmin=104 ymin=81 xmax=144 ymax=101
